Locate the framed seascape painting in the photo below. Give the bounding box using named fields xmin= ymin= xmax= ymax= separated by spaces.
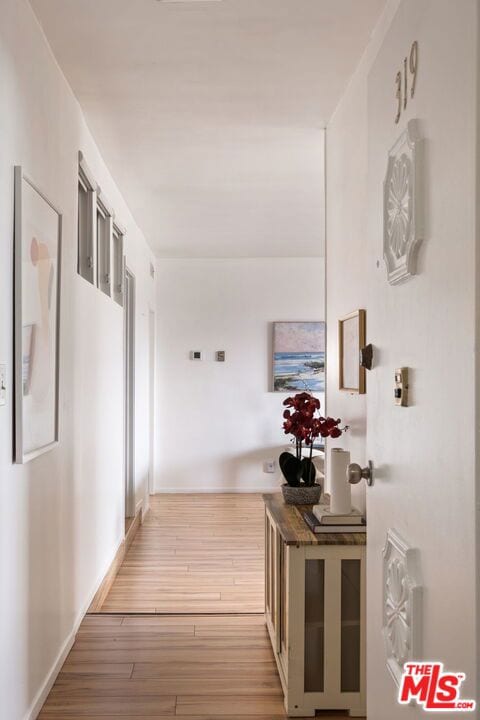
xmin=14 ymin=167 xmax=62 ymax=463
xmin=272 ymin=321 xmax=325 ymax=393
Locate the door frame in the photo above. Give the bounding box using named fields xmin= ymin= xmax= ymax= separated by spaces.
xmin=124 ymin=267 xmax=136 ymax=520
xmin=148 ymin=308 xmax=155 ymax=496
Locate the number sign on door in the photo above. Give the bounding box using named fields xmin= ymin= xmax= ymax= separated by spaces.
xmin=395 ymin=41 xmax=418 ymax=124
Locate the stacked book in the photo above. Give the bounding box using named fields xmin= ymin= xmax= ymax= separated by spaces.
xmin=303 ymin=503 xmax=366 ymax=534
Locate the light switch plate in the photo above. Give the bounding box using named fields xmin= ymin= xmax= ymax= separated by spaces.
xmin=0 ymin=364 xmax=6 ymax=406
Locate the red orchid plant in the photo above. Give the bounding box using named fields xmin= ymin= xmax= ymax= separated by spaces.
xmin=280 ymin=392 xmax=347 ymax=487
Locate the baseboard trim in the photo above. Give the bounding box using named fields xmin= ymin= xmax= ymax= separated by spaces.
xmin=154 ymin=486 xmax=281 ymax=494
xmin=24 ymin=621 xmax=76 ymax=720
xmin=125 ymin=505 xmax=142 ymax=552
xmin=24 ymin=528 xmax=125 ymax=720
xmin=88 ymin=539 xmax=126 ymax=613
xmin=27 ymin=500 xmax=147 ymax=719
xmin=89 ymin=502 xmax=142 ymax=612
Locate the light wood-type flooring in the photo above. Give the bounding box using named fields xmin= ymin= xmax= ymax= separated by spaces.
xmin=98 ymin=494 xmax=265 ymax=614
xmin=39 ymin=613 xmax=353 ymax=719
xmin=39 ymin=494 xmax=354 ymax=718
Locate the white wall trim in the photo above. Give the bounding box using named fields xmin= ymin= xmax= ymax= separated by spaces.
xmin=154 ymin=485 xmax=281 ymax=494
xmin=24 ymin=623 xmax=76 ymax=720
xmin=24 ymin=533 xmax=124 ymax=720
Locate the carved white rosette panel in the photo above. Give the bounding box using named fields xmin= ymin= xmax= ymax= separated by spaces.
xmin=383 ymin=120 xmax=423 ymax=285
xmin=383 ymin=529 xmax=422 ymax=686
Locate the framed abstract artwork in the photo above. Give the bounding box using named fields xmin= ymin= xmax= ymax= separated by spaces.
xmin=339 ymin=310 xmax=366 ymax=394
xmin=272 ymin=321 xmax=325 ymax=393
xmin=14 ymin=167 xmax=62 ymax=463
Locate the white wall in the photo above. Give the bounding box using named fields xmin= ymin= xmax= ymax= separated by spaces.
xmin=0 ymin=2 xmax=155 ymax=719
xmin=327 ymin=0 xmax=478 ymax=716
xmin=155 ymin=257 xmax=324 ymax=493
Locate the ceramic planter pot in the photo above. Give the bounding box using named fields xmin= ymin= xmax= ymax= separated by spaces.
xmin=281 ymin=483 xmax=321 ymax=505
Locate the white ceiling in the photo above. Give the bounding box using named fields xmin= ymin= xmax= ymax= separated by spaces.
xmin=30 ymin=0 xmax=386 ymax=257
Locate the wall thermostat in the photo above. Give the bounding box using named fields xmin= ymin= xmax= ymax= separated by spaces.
xmin=216 ymin=351 xmax=225 ymax=362
xmin=190 ymin=351 xmax=203 ymax=361
xmin=394 ymin=367 xmax=409 ymax=406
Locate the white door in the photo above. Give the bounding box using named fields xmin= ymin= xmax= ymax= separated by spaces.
xmin=364 ymin=4 xmax=477 ymax=718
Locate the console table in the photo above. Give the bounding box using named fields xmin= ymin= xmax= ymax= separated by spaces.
xmin=263 ymin=493 xmax=366 ymax=717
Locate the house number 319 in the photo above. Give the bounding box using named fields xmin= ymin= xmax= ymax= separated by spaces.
xmin=395 ymin=41 xmax=418 ymax=124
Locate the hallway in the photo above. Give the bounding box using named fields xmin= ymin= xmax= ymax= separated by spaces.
xmin=38 ymin=493 xmax=353 ymax=719
xmin=3 ymin=2 xmax=479 ymax=718
xmin=38 ymin=614 xmax=284 ymax=718
xmin=38 ymin=613 xmax=352 ymax=719
xmin=98 ymin=494 xmax=265 ymax=614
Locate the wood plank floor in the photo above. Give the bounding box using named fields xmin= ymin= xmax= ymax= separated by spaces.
xmin=39 ymin=614 xmax=351 ymax=718
xmin=39 ymin=495 xmax=355 ymax=718
xmin=98 ymin=494 xmax=265 ymax=614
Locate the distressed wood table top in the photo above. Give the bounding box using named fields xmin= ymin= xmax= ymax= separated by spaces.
xmin=263 ymin=493 xmax=366 ymax=546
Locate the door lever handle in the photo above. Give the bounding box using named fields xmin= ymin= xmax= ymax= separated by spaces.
xmin=347 ymin=461 xmax=374 ymax=487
